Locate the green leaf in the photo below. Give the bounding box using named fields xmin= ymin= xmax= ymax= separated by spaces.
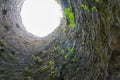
xmin=95 ymin=0 xmax=100 ymax=3
xmin=64 ymin=54 xmax=69 ymax=60
xmin=64 ymin=8 xmax=75 ymax=27
xmin=91 ymin=7 xmax=97 ymax=11
xmin=49 ymin=61 xmax=55 ymax=66
xmin=24 ymin=67 xmax=30 ymax=73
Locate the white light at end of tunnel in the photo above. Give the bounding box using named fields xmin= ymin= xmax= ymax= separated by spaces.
xmin=21 ymin=0 xmax=63 ymax=37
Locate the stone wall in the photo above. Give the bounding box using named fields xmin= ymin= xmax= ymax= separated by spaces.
xmin=0 ymin=0 xmax=120 ymax=80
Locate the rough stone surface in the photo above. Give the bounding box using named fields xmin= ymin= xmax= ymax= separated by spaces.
xmin=0 ymin=0 xmax=120 ymax=80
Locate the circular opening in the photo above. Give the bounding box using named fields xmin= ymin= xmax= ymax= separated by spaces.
xmin=21 ymin=0 xmax=63 ymax=37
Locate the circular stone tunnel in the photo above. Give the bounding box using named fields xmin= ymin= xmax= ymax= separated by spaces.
xmin=0 ymin=0 xmax=120 ymax=80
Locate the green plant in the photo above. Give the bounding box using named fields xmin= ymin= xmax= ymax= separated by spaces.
xmin=79 ymin=47 xmax=83 ymax=51
xmin=63 ymin=27 xmax=66 ymax=32
xmin=31 ymin=55 xmax=42 ymax=63
xmin=36 ymin=56 xmax=42 ymax=63
xmin=68 ymin=47 xmax=75 ymax=53
xmin=64 ymin=54 xmax=69 ymax=60
xmin=41 ymin=65 xmax=48 ymax=70
xmin=61 ymin=49 xmax=65 ymax=54
xmin=68 ymin=0 xmax=70 ymax=3
xmin=72 ymin=58 xmax=76 ymax=63
xmin=24 ymin=67 xmax=30 ymax=73
xmin=49 ymin=60 xmax=55 ymax=66
xmin=81 ymin=4 xmax=90 ymax=12
xmin=49 ymin=60 xmax=58 ymax=78
xmin=91 ymin=6 xmax=97 ymax=11
xmin=64 ymin=8 xmax=75 ymax=27
xmin=31 ymin=55 xmax=36 ymax=59
xmin=49 ymin=67 xmax=58 ymax=78
xmin=63 ymin=47 xmax=75 ymax=60
xmin=76 ymin=67 xmax=80 ymax=72
xmin=95 ymin=0 xmax=100 ymax=3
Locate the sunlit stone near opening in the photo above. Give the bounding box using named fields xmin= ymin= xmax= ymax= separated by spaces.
xmin=21 ymin=0 xmax=63 ymax=37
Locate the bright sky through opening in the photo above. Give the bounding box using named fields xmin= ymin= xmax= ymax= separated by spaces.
xmin=21 ymin=0 xmax=63 ymax=37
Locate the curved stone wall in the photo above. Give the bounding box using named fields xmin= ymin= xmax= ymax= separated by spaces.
xmin=0 ymin=0 xmax=120 ymax=80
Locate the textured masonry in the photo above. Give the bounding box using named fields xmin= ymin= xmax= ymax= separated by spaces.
xmin=0 ymin=0 xmax=120 ymax=80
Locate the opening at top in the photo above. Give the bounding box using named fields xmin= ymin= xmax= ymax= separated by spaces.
xmin=21 ymin=0 xmax=63 ymax=37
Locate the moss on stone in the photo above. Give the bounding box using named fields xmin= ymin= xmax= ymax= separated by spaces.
xmin=64 ymin=7 xmax=75 ymax=27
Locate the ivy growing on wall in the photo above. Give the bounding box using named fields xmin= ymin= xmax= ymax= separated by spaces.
xmin=64 ymin=7 xmax=75 ymax=27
